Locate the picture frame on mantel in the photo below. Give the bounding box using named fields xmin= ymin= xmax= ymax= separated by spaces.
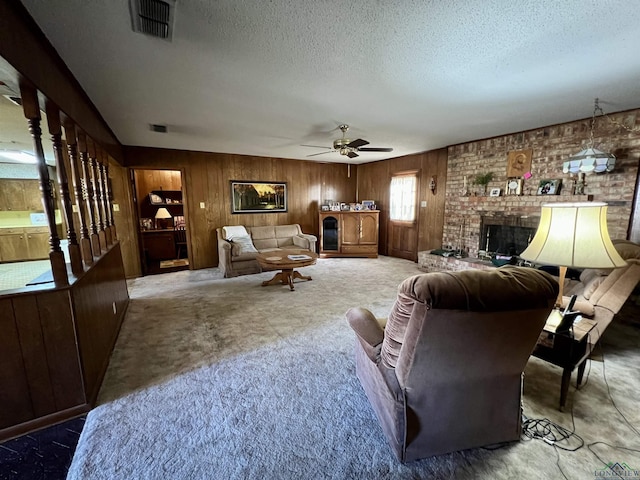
xmin=505 ymin=178 xmax=523 ymax=195
xmin=231 ymin=181 xmax=287 ymax=213
xmin=537 ymin=179 xmax=562 ymax=195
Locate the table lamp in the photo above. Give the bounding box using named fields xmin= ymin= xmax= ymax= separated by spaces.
xmin=155 ymin=207 xmax=172 ymax=229
xmin=520 ymin=202 xmax=627 ymax=308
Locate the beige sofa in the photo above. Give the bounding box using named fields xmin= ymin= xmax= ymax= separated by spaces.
xmin=216 ymin=224 xmax=317 ymax=278
xmin=560 ymin=239 xmax=640 ymax=346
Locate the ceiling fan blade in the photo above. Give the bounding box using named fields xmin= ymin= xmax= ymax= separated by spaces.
xmin=347 ymin=151 xmax=359 ymax=158
xmin=347 ymin=138 xmax=369 ymax=149
xmin=301 ymin=144 xmax=332 ymax=149
xmin=357 ymin=147 xmax=393 ymax=152
xmin=306 ymin=151 xmax=335 ymax=157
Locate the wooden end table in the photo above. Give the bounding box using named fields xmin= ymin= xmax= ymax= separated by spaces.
xmin=531 ymin=309 xmax=597 ymax=410
xmin=256 ymin=250 xmax=318 ymax=291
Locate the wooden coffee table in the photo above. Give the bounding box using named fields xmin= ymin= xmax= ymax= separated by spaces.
xmin=256 ymin=250 xmax=318 ymax=291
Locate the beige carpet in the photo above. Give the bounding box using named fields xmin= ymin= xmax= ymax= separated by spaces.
xmin=67 ymin=256 xmax=640 ymax=479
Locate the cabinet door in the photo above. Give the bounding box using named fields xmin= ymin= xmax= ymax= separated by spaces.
xmin=319 ymin=214 xmax=339 ymax=252
xmin=0 ymin=233 xmax=28 ymax=261
xmin=27 ymin=232 xmax=50 ymax=259
xmin=144 ymin=232 xmax=176 ymax=260
xmin=359 ymin=212 xmax=379 ymax=245
xmin=23 ymin=180 xmax=45 ymax=211
xmin=341 ymin=214 xmax=360 ymax=245
xmin=0 ymin=179 xmax=27 ymax=211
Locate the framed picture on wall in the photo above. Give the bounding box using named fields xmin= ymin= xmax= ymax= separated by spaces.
xmin=537 ymin=179 xmax=562 ymax=195
xmin=489 ymin=188 xmax=501 ymax=197
xmin=506 ymin=149 xmax=533 ymax=177
xmin=231 ymin=181 xmax=287 ymax=213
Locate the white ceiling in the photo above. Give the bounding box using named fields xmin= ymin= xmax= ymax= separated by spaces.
xmin=15 ymin=0 xmax=640 ymax=164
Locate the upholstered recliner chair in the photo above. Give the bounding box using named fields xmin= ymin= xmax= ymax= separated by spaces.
xmin=346 ymin=267 xmax=558 ymax=462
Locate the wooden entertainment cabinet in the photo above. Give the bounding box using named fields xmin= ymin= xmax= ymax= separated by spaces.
xmin=319 ymin=210 xmax=379 ymax=258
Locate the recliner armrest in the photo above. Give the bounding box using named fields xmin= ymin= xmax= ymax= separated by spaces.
xmin=346 ymin=307 xmax=385 ymax=362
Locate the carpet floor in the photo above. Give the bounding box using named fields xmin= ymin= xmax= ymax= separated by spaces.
xmin=67 ymin=256 xmax=640 ymax=479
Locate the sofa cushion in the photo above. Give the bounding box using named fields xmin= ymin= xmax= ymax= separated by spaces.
xmin=222 ymin=225 xmax=250 ymax=240
xmin=230 ymin=236 xmax=258 ymax=256
xmin=275 ymin=225 xmax=301 ymax=238
xmin=249 ymin=226 xmax=276 ymax=240
xmin=613 ymin=240 xmax=640 ymax=260
xmin=578 ymin=270 xmax=607 ymax=300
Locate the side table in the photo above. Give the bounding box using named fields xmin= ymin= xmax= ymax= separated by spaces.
xmin=531 ymin=310 xmax=597 ymax=410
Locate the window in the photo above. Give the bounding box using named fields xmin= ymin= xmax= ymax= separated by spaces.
xmin=389 ymin=171 xmax=418 ymax=222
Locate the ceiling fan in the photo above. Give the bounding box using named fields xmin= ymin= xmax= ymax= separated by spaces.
xmin=302 ymin=124 xmax=393 ymax=159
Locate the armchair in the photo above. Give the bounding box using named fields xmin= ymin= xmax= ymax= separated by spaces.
xmin=346 ymin=267 xmax=558 ymax=462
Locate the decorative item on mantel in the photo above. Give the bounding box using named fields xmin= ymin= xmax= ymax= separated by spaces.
xmin=472 ymin=172 xmax=494 ymax=196
xmin=461 ymin=175 xmax=469 ymax=196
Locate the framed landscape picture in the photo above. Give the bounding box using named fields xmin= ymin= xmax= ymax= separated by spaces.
xmin=231 ymin=181 xmax=287 ymax=213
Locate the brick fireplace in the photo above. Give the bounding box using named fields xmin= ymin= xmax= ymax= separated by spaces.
xmin=421 ymin=107 xmax=640 ymax=274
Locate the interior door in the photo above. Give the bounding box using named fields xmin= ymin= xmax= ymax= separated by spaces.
xmin=387 ymin=221 xmax=419 ymax=261
xmin=387 ymin=171 xmax=419 ymax=261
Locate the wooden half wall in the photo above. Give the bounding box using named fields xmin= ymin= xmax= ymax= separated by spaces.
xmin=0 ymin=243 xmax=129 ymax=441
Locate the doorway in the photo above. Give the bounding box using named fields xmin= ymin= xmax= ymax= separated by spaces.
xmin=387 ymin=170 xmax=419 ymax=261
xmin=133 ymin=169 xmax=189 ymax=275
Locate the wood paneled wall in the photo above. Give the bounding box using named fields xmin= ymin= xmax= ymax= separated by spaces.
xmin=0 ymin=243 xmax=128 ymax=441
xmin=122 ymin=147 xmax=358 ymax=275
xmin=357 ymin=149 xmax=448 ymax=255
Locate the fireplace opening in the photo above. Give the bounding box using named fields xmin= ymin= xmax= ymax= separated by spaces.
xmin=479 ymin=215 xmax=539 ymax=257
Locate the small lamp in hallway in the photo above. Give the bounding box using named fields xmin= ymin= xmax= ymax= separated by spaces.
xmin=155 ymin=207 xmax=172 ymax=229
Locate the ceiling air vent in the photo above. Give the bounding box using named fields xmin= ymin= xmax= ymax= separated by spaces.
xmin=129 ymin=0 xmax=176 ymax=41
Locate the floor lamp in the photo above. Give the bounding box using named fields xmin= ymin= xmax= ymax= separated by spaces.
xmin=520 ymin=202 xmax=627 ymax=308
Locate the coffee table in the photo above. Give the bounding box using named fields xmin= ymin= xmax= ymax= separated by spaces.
xmin=256 ymin=249 xmax=318 ymax=291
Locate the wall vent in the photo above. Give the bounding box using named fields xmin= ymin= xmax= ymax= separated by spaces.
xmin=2 ymin=94 xmax=22 ymax=106
xmin=150 ymin=124 xmax=168 ymax=133
xmin=129 ymin=0 xmax=176 ymax=41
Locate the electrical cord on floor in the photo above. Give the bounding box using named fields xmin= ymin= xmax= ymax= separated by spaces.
xmin=597 ymin=328 xmax=640 ymax=438
xmin=584 ymin=326 xmax=640 ymax=479
xmin=521 ymin=416 xmax=584 ymax=451
xmin=521 ymin=411 xmax=578 ymax=480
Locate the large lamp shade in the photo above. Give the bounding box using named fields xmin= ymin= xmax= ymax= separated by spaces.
xmin=520 ymin=202 xmax=626 ymax=306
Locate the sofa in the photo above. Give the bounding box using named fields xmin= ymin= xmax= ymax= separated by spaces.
xmin=535 ymin=239 xmax=640 ymax=408
xmin=216 ymin=224 xmax=317 ymax=278
xmin=345 ymin=267 xmax=558 ymax=461
xmin=559 ymin=239 xmax=640 ymax=346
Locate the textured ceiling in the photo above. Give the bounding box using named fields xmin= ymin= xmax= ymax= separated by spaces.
xmin=13 ymin=0 xmax=640 ymax=164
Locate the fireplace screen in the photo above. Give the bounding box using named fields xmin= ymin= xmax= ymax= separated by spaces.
xmin=479 ymin=216 xmax=539 ymax=257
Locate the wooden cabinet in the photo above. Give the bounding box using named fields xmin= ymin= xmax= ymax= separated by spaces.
xmin=143 ymin=230 xmax=176 ymax=260
xmin=23 ymin=181 xmax=44 ymax=211
xmin=26 ymin=228 xmax=50 ymax=259
xmin=0 ymin=229 xmax=27 ymax=261
xmin=319 ymin=211 xmax=379 ymax=258
xmin=0 ymin=227 xmax=51 ymax=261
xmin=0 ymin=179 xmax=44 ymax=211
